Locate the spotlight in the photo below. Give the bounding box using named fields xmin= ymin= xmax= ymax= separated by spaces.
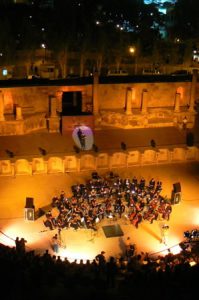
xmin=38 ymin=147 xmax=47 ymax=156
xmin=150 ymin=139 xmax=156 ymax=148
xmin=73 ymin=145 xmax=80 ymax=153
xmin=121 ymin=142 xmax=127 ymax=150
xmin=5 ymin=149 xmax=14 ymax=158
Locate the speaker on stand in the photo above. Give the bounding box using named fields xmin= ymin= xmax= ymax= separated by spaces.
xmin=171 ymin=191 xmax=181 ymax=204
xmin=24 ymin=197 xmax=35 ymax=221
xmin=171 ymin=182 xmax=181 ymax=204
xmin=173 ymin=182 xmax=181 ymax=193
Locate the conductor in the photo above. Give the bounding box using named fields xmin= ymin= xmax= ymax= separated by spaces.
xmin=77 ymin=127 xmax=86 ymax=150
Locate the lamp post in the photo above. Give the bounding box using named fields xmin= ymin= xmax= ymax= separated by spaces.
xmin=129 ymin=46 xmax=137 ymax=74
xmin=41 ymin=43 xmax=46 ymax=63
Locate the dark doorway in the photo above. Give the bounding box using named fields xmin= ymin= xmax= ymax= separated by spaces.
xmin=62 ymin=91 xmax=82 ymax=116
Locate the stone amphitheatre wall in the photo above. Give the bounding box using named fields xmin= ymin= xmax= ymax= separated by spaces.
xmin=1 ymin=81 xmax=193 ymax=114
xmin=0 ymin=76 xmax=196 ymax=134
xmin=0 ymin=146 xmax=198 ymax=177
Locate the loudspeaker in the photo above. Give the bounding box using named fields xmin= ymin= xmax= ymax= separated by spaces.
xmin=25 ymin=197 xmax=34 ymax=208
xmin=171 ymin=190 xmax=181 ymax=204
xmin=173 ymin=182 xmax=181 ymax=193
xmin=24 ymin=208 xmax=35 ymax=221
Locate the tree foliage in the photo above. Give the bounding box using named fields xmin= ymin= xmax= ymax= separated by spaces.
xmin=1 ymin=0 xmax=197 ymax=70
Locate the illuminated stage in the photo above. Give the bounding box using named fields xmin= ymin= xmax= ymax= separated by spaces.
xmin=0 ymin=162 xmax=199 ymax=262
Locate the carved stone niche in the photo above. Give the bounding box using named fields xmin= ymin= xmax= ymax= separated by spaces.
xmin=172 ymin=148 xmax=186 ymax=161
xmin=127 ymin=151 xmax=141 ymax=166
xmin=142 ymin=150 xmax=157 ymax=164
xmin=110 ymin=152 xmax=127 ymax=168
xmin=80 ymin=154 xmax=96 ymax=171
xmin=64 ymin=156 xmax=78 ymax=172
xmin=156 ymin=149 xmax=169 ymax=163
xmin=186 ymin=146 xmax=198 ymax=161
xmin=32 ymin=158 xmax=46 ymax=174
xmin=96 ymin=153 xmax=109 ymax=169
xmin=47 ymin=157 xmax=64 ymax=173
xmin=15 ymin=159 xmax=32 ymax=175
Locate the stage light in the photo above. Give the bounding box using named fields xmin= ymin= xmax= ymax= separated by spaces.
xmin=73 ymin=145 xmax=80 ymax=153
xmin=121 ymin=142 xmax=127 ymax=151
xmin=38 ymin=147 xmax=47 ymax=156
xmin=189 ymin=261 xmax=196 ymax=267
xmin=150 ymin=139 xmax=156 ymax=148
xmin=5 ymin=149 xmax=14 ymax=158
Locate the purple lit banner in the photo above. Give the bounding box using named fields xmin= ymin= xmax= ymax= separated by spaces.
xmin=72 ymin=126 xmax=94 ymax=150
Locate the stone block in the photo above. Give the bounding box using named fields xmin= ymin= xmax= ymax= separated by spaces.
xmin=0 ymin=160 xmax=13 ymax=175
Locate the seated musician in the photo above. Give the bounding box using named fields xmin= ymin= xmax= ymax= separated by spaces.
xmin=97 ymin=205 xmax=105 ymax=220
xmin=84 ymin=215 xmax=97 ymax=231
xmin=129 ymin=209 xmax=136 ymax=222
xmin=148 ymin=210 xmax=158 ymax=224
xmin=70 ymin=216 xmax=80 ymax=230
xmin=133 ymin=213 xmax=142 ymax=228
xmin=52 ymin=196 xmax=59 ymax=207
xmin=43 ymin=219 xmax=53 ymax=230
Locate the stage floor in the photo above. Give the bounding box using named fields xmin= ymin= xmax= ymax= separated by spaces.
xmin=0 ymin=162 xmax=199 ymax=262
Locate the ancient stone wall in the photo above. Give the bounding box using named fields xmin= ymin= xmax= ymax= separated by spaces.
xmin=2 ymin=85 xmax=92 ymax=115
xmin=0 ymin=146 xmax=198 ymax=176
xmin=0 ymin=78 xmax=197 ymax=134
xmin=1 ymin=81 xmax=193 ymax=116
xmin=98 ymin=81 xmax=192 ymax=110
